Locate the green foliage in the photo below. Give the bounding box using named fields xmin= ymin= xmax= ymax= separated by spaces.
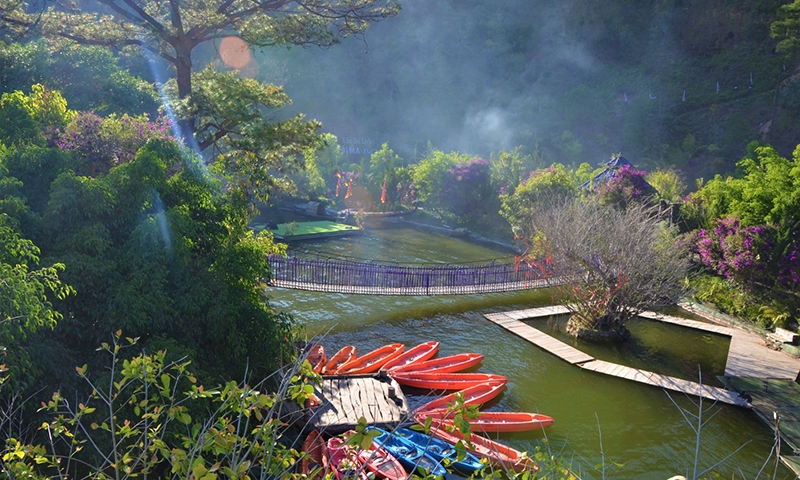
xmin=686 ymin=143 xmax=800 ymax=229
xmin=0 ymin=84 xmax=75 ymax=148
xmin=0 ymin=41 xmax=158 ymax=115
xmin=176 ymin=67 xmax=322 ymax=201
xmin=411 ymin=148 xmax=467 ymax=204
xmin=0 ymin=333 xmax=319 ymax=479
xmin=0 ymin=133 xmax=297 ymax=390
xmin=771 ymin=0 xmax=800 ymax=58
xmin=647 ymin=168 xmax=688 ymax=202
xmin=489 ymin=146 xmax=539 ymax=196
xmin=500 ymin=164 xmax=578 ymax=240
xmin=689 ymin=273 xmax=763 ymax=323
xmin=367 ymin=143 xmax=407 ymax=209
xmin=0 ymin=213 xmax=74 ymax=389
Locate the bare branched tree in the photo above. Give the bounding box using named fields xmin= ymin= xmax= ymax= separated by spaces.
xmin=532 ymin=198 xmax=689 ymax=341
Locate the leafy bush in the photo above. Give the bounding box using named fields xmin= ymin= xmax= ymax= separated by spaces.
xmin=1 ymin=333 xmax=317 ymax=479
xmin=440 ymin=157 xmax=493 ymax=223
xmin=57 ymin=111 xmax=175 ymax=176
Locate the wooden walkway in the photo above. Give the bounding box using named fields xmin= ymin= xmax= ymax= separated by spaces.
xmin=272 ymin=277 xmax=560 ymax=296
xmin=483 ymin=306 xmax=749 ymax=407
xmin=309 ymin=374 xmax=410 ymax=434
xmin=485 ymin=307 xmax=592 ymax=364
xmin=580 ymin=360 xmax=747 ymax=406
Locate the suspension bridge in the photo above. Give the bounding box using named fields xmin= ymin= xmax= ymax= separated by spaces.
xmin=267 ymin=254 xmax=561 ymax=295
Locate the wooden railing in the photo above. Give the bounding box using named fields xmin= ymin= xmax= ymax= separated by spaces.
xmin=267 ymin=255 xmax=560 ymax=295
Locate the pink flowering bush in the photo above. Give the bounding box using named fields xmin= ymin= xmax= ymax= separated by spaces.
xmin=695 ymin=216 xmax=799 ymax=292
xmin=57 ymin=112 xmax=174 ymax=176
xmin=597 ymin=164 xmax=655 ymax=208
xmin=441 ymin=158 xmax=493 ymax=221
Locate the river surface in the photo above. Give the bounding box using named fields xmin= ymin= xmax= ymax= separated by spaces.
xmin=267 ymin=224 xmax=791 ymax=479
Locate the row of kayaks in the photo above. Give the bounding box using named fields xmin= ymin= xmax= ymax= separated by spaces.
xmin=304 ymin=341 xmax=442 ymax=375
xmin=301 ymin=341 xmax=555 ymax=474
xmin=302 ymin=425 xmax=491 ymax=479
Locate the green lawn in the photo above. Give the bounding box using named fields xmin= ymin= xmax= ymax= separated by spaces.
xmin=261 ymin=221 xmax=361 ymax=238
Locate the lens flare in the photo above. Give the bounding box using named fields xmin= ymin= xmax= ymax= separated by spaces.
xmin=139 ymin=42 xmax=203 ymax=160
xmin=220 ymin=36 xmax=252 ymax=69
xmin=153 ymin=192 xmax=172 ymax=255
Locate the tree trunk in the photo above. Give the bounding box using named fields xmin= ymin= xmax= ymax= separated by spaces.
xmin=174 ymin=43 xmax=196 ymax=144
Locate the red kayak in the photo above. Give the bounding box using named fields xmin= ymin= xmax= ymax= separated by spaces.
xmin=327 ymin=437 xmax=370 ymax=480
xmin=353 ymin=434 xmax=407 ymax=480
xmin=420 ymin=410 xmax=554 ymax=433
xmin=381 ymin=341 xmax=440 ymax=372
xmin=305 ymin=344 xmax=326 ymax=374
xmin=390 ymin=371 xmax=507 ymax=390
xmin=335 ymin=343 xmax=405 ymax=375
xmin=416 ymin=380 xmax=507 ymax=413
xmin=324 ymin=346 xmax=356 ymax=374
xmin=389 ymin=352 xmax=484 ymax=374
xmin=420 ymin=418 xmax=538 ymax=473
xmin=300 ymin=430 xmax=328 ymax=479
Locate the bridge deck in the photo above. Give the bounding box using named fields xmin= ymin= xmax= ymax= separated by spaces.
xmin=271 ymin=278 xmax=560 ymax=295
xmin=268 ymin=255 xmax=562 ymax=295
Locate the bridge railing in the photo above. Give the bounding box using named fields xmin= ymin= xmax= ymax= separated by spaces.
xmin=267 ymin=254 xmax=559 ymax=295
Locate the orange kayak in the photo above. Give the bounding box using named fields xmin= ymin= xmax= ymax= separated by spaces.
xmin=382 ymin=341 xmax=440 ymax=372
xmin=420 ymin=410 xmax=554 ymax=433
xmin=324 ymin=346 xmax=356 ymax=374
xmin=390 ymin=371 xmax=507 ymax=390
xmin=389 ymin=352 xmax=483 ymax=374
xmin=305 ymin=344 xmax=326 ymax=374
xmin=335 ymin=343 xmax=405 ymax=375
xmin=300 ymin=430 xmax=328 ymax=479
xmin=420 ymin=418 xmax=538 ymax=473
xmin=416 ymin=380 xmax=507 ymax=413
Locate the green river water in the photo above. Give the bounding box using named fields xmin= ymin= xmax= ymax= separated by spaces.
xmin=266 ymin=224 xmax=791 ymax=479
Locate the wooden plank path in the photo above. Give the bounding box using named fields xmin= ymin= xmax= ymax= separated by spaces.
xmin=638 ymin=311 xmax=735 ymax=336
xmin=484 ymin=307 xmax=593 ymax=364
xmin=272 ymin=277 xmax=562 ymax=296
xmin=580 ymin=360 xmax=749 ymax=406
xmin=677 ymin=304 xmax=800 ymax=380
xmin=309 ymin=375 xmax=409 ymax=434
xmin=483 ymin=306 xmax=749 ymax=406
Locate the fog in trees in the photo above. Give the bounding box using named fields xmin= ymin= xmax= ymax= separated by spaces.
xmin=244 ymin=0 xmax=794 ymax=178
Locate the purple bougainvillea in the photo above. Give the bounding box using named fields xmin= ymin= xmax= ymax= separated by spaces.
xmin=695 ymin=216 xmax=799 ymax=292
xmin=597 ymin=164 xmax=655 ymax=207
xmin=57 ymin=112 xmax=175 ymax=176
xmin=441 ymin=158 xmax=492 ymax=219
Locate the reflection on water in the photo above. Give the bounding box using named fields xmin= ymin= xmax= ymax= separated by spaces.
xmin=266 ymin=225 xmax=790 ymax=478
xmin=534 ymin=316 xmax=730 ymax=387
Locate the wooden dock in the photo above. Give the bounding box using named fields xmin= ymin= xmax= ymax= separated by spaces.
xmin=483 ymin=306 xmax=749 ymax=406
xmin=309 ymin=374 xmax=410 ymax=434
xmin=484 ymin=307 xmax=593 ymax=365
xmin=677 ymin=304 xmax=800 ymax=380
xmin=580 ymin=359 xmax=748 ymax=406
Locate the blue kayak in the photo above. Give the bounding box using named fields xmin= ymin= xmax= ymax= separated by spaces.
xmin=394 ymin=427 xmax=484 ymax=474
xmin=366 ymin=427 xmax=448 ymax=476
